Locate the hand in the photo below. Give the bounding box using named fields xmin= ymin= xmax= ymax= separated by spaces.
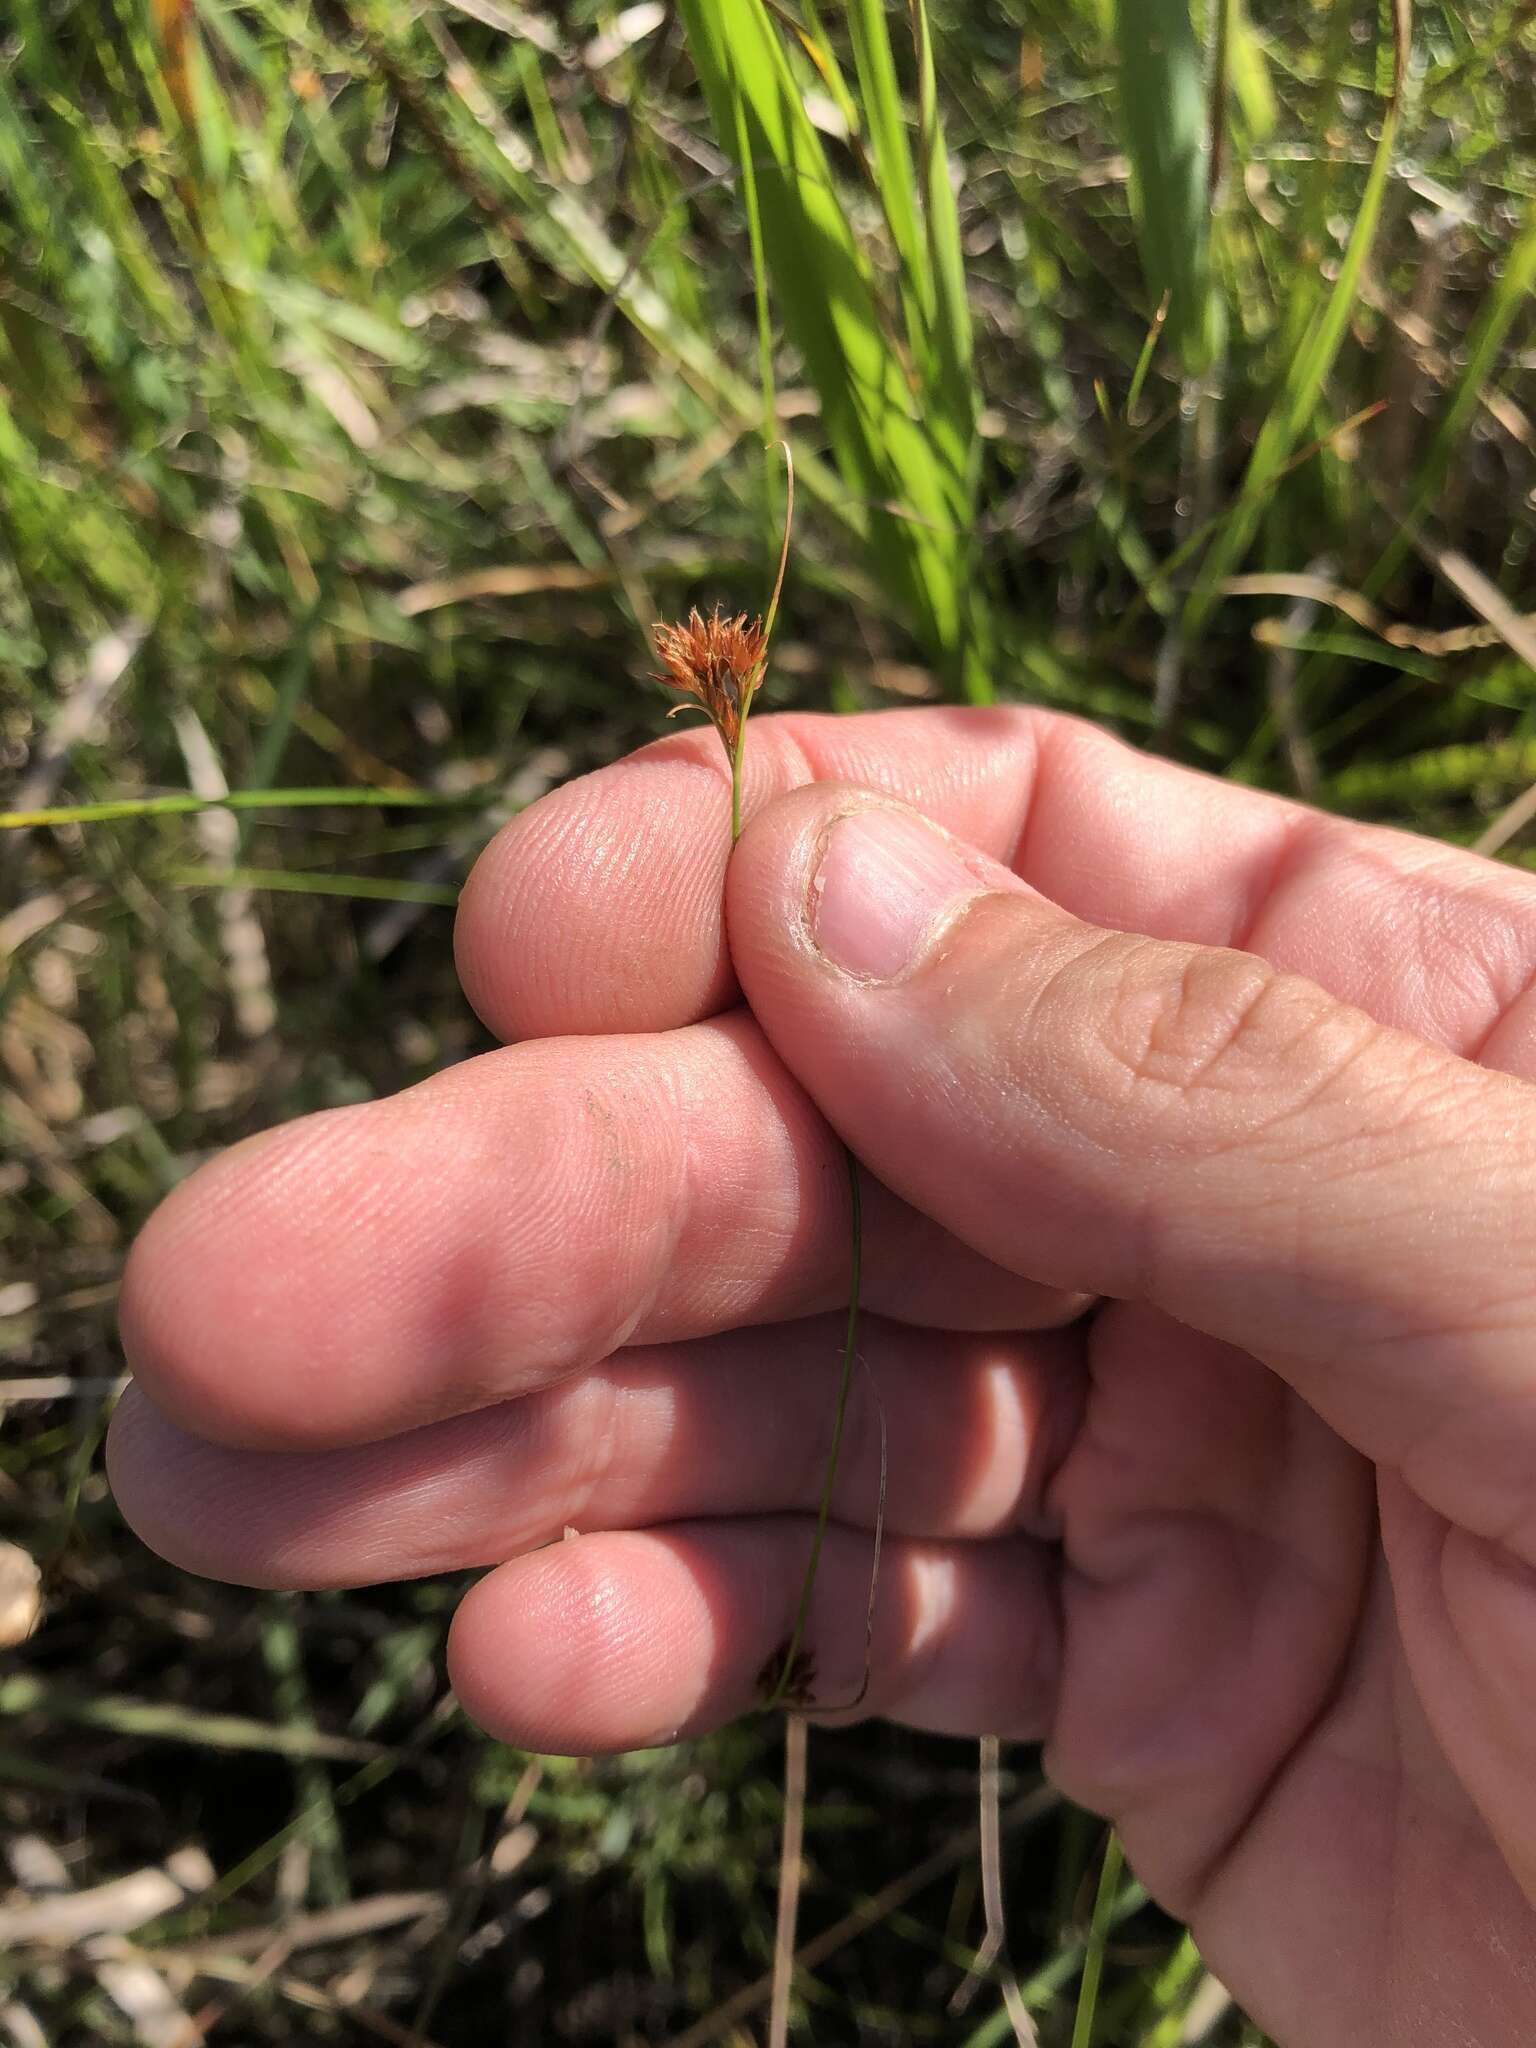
xmin=111 ymin=707 xmax=1536 ymax=2045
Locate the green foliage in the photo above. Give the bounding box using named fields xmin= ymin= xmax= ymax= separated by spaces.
xmin=677 ymin=0 xmax=991 ymax=696
xmin=1113 ymin=0 xmax=1216 ymax=372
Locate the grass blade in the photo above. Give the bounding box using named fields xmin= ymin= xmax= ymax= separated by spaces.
xmin=0 ymin=788 xmax=479 ymax=830
xmin=1182 ymin=0 xmax=1409 ymax=638
xmin=677 ymin=0 xmax=989 ymax=696
xmin=1068 ymin=1831 xmax=1125 ymax=2048
xmin=1114 ymin=0 xmax=1213 ymax=373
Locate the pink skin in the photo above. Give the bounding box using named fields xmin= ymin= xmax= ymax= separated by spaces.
xmin=110 ymin=707 xmax=1536 ymax=2045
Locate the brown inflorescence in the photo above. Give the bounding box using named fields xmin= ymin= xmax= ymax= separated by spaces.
xmin=652 ymin=605 xmax=768 ymax=754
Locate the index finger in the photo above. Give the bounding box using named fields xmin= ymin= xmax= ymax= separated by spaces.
xmin=456 ymin=706 xmax=1536 ymax=1062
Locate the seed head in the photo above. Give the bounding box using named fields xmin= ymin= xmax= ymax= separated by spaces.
xmin=652 ymin=605 xmax=768 ymax=754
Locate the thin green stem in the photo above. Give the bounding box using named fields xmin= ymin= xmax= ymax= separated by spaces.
xmin=166 ymin=866 xmax=461 ymax=907
xmin=762 ymin=441 xmax=794 ymax=652
xmin=760 ymin=1151 xmax=862 ymax=1710
xmin=0 ymin=787 xmax=478 ymax=830
xmin=1069 ymin=1831 xmax=1125 ymax=2048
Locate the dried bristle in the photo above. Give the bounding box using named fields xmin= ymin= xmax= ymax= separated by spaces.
xmin=652 ymin=604 xmax=768 ymax=751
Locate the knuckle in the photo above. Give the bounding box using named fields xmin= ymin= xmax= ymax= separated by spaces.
xmin=1083 ymin=937 xmax=1372 ymax=1137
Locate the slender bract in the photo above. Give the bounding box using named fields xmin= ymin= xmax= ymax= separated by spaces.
xmin=675 ymin=0 xmax=990 ymax=699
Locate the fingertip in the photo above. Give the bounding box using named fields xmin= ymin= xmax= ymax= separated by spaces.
xmin=448 ymin=1531 xmax=730 ymax=1754
xmin=117 ymin=1119 xmax=337 ymax=1451
xmin=106 ymin=1382 xmax=301 ymax=1589
xmin=455 ymin=737 xmax=736 ymax=1042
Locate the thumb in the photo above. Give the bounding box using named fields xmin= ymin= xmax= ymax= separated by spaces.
xmin=726 ymin=785 xmax=1536 ymax=1538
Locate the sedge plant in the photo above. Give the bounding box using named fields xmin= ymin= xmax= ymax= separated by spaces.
xmin=650 ymin=449 xmax=871 ymax=1720
xmin=651 ymin=449 xmax=884 ymax=2045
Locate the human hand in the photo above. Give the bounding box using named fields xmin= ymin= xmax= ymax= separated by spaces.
xmin=111 ymin=707 xmax=1536 ymax=2044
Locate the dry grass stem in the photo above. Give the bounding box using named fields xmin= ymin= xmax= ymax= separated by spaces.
xmin=767 ymin=1714 xmax=808 ymax=2048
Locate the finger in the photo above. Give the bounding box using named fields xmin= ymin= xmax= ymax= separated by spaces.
xmin=120 ymin=1012 xmax=1077 ymax=1453
xmin=726 ymin=785 xmax=1536 ymax=1551
xmin=1379 ymin=1471 xmax=1536 ymax=1904
xmin=457 ymin=706 xmax=1052 ymax=1039
xmin=106 ymin=1317 xmax=1084 ymax=1587
xmin=457 ymin=706 xmax=1536 ymax=1058
xmin=447 ymin=1520 xmax=1060 ymax=1754
xmin=1046 ymin=1307 xmax=1375 ymax=1918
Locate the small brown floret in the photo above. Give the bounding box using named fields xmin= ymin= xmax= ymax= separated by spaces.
xmin=755 ymin=1638 xmax=818 ymax=1709
xmin=652 ymin=605 xmax=768 ymax=753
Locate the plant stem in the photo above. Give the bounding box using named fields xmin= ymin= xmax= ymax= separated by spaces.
xmin=759 ymin=1152 xmax=863 ymax=1709
xmin=768 ymin=1712 xmax=808 ymax=2048
xmin=1070 ymin=1831 xmax=1126 ymax=2048
xmin=731 ymin=720 xmax=747 ymax=847
xmin=976 ymin=1733 xmax=1038 ymax=2045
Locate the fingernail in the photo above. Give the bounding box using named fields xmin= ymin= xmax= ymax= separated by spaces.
xmin=810 ymin=807 xmax=982 ymax=982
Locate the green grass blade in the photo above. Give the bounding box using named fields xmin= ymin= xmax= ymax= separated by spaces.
xmin=1114 ymin=0 xmax=1212 ymax=373
xmin=0 ymin=788 xmax=479 ymax=830
xmin=846 ymin=0 xmax=932 ymax=337
xmin=1373 ymin=195 xmax=1536 ymax=592
xmin=1182 ymin=19 xmax=1405 ymax=637
xmin=1228 ymin=0 xmax=1278 ymax=143
xmin=677 ymin=0 xmax=988 ymax=696
xmin=0 ymin=1674 xmax=384 ymax=1761
xmin=166 ymin=866 xmax=461 ymax=906
xmin=1069 ymin=1831 xmax=1125 ymax=2048
xmin=911 ymin=0 xmax=979 ymax=493
xmin=1125 ymin=291 xmax=1170 ymax=419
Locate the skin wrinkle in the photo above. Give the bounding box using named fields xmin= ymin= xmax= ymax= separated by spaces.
xmin=1102 ymin=943 xmax=1281 ymax=1100
xmin=936 ymin=919 xmax=1140 ymax=1180
xmin=1226 ymin=804 xmax=1318 ymax=956
xmin=1473 ymin=953 xmax=1536 ymax=1064
xmin=1254 ymin=824 xmax=1536 ymax=1055
xmin=982 ymin=924 xmax=1536 ymax=1444
xmin=1178 ymin=1003 xmax=1395 ymax=1164
xmin=1090 ymin=948 xmax=1383 ymax=1150
xmin=999 ymin=704 xmax=1053 ymax=881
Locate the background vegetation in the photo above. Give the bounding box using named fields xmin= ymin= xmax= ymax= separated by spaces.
xmin=2 ymin=0 xmax=1534 ymax=2039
